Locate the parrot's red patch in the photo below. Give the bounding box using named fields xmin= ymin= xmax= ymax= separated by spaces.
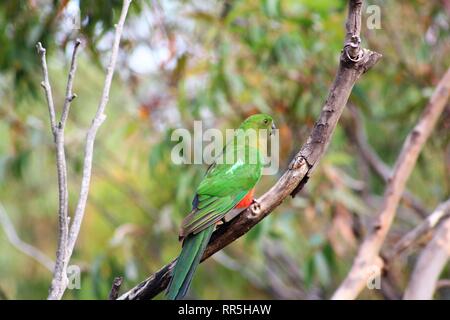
xmin=235 ymin=188 xmax=255 ymax=209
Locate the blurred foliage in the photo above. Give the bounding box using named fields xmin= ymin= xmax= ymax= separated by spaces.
xmin=0 ymin=0 xmax=449 ymax=299
xmin=0 ymin=0 xmax=142 ymax=94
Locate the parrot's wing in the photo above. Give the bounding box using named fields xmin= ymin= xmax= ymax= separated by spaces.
xmin=180 ymin=190 xmax=248 ymax=238
xmin=179 ymin=145 xmax=263 ymax=239
xmin=196 ymin=148 xmax=263 ymax=196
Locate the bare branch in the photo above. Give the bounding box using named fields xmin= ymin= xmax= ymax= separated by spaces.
xmin=346 ymin=104 xmax=393 ymax=178
xmin=60 ymin=38 xmax=81 ymax=128
xmin=404 ymin=204 xmax=450 ymax=299
xmin=67 ymin=0 xmax=132 ymax=258
xmin=43 ymin=0 xmax=132 ymax=300
xmin=117 ymin=0 xmax=382 ymax=300
xmin=108 ymin=277 xmax=124 ymax=300
xmin=41 ymin=38 xmax=81 ymax=300
xmin=332 ymin=67 xmax=450 ymax=300
xmin=387 ymin=199 xmax=450 ymax=259
xmin=36 ymin=42 xmax=57 ymax=135
xmin=0 ymin=202 xmax=54 ymax=272
xmin=345 ymin=104 xmax=429 ymax=218
xmin=37 ymin=39 xmax=81 ymax=300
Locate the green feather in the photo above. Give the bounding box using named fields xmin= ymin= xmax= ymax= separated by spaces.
xmin=166 ymin=226 xmax=214 ymax=300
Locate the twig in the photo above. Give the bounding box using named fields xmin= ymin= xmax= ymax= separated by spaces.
xmin=36 ymin=42 xmax=57 ymax=135
xmin=66 ymin=0 xmax=132 ymax=259
xmin=380 ymin=200 xmax=450 ymax=300
xmin=39 ymin=0 xmax=132 ymax=300
xmin=345 ymin=103 xmax=429 ymax=218
xmin=332 ymin=67 xmax=450 ymax=300
xmin=403 ymin=208 xmax=450 ymax=299
xmin=386 ymin=199 xmax=450 ymax=259
xmin=60 ymin=39 xmax=81 ymax=128
xmin=0 ymin=202 xmax=54 ymax=272
xmin=109 ymin=276 xmax=124 ymax=300
xmin=117 ymin=0 xmax=381 ymax=300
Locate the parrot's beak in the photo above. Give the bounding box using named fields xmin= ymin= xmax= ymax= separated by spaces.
xmin=270 ymin=122 xmax=276 ymax=136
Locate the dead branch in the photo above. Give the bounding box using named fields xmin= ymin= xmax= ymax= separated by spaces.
xmin=403 ymin=201 xmax=450 ymax=299
xmin=380 ymin=200 xmax=450 ymax=300
xmin=109 ymin=277 xmax=124 ymax=300
xmin=332 ymin=67 xmax=450 ymax=300
xmin=37 ymin=0 xmax=133 ymax=300
xmin=345 ymin=103 xmax=429 ymax=218
xmin=387 ymin=199 xmax=450 ymax=259
xmin=37 ymin=38 xmax=80 ymax=298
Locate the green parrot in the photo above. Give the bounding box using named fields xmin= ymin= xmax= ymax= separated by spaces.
xmin=166 ymin=113 xmax=275 ymax=300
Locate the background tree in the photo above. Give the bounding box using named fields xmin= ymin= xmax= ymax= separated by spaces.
xmin=0 ymin=0 xmax=449 ymax=300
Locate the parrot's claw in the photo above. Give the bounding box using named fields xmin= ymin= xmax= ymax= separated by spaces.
xmin=249 ymin=199 xmax=261 ymax=216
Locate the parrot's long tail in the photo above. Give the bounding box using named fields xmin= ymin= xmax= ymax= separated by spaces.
xmin=166 ymin=225 xmax=214 ymax=300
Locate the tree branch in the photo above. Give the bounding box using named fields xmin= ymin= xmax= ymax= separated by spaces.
xmin=380 ymin=200 xmax=450 ymax=300
xmin=332 ymin=67 xmax=450 ymax=300
xmin=345 ymin=104 xmax=429 ymax=218
xmin=37 ymin=38 xmax=81 ymax=300
xmin=60 ymin=39 xmax=81 ymax=128
xmin=109 ymin=277 xmax=124 ymax=300
xmin=38 ymin=0 xmax=132 ymax=300
xmin=0 ymin=202 xmax=54 ymax=272
xmin=36 ymin=42 xmax=57 ymax=135
xmin=117 ymin=0 xmax=381 ymax=300
xmin=66 ymin=0 xmax=132 ymax=260
xmin=403 ymin=201 xmax=450 ymax=300
xmin=387 ymin=199 xmax=450 ymax=259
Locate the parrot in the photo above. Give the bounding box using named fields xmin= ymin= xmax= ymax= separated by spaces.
xmin=166 ymin=113 xmax=275 ymax=300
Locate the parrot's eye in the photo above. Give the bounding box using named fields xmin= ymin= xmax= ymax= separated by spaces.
xmin=263 ymin=119 xmax=268 ymax=124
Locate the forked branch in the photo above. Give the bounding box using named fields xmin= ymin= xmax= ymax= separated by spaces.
xmin=332 ymin=67 xmax=450 ymax=299
xmin=37 ymin=0 xmax=133 ymax=300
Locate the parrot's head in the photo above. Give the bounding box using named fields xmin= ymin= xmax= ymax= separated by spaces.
xmin=239 ymin=113 xmax=276 ymax=135
xmin=234 ymin=113 xmax=276 ymax=157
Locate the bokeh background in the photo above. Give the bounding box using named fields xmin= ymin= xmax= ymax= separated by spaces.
xmin=0 ymin=0 xmax=449 ymax=299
